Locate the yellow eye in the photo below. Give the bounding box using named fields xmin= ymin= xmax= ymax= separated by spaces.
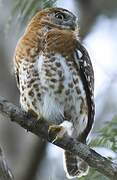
xmin=55 ymin=13 xmax=65 ymax=20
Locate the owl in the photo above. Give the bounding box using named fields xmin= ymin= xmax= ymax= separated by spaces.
xmin=14 ymin=7 xmax=95 ymax=179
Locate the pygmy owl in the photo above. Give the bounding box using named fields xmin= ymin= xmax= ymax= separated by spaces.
xmin=14 ymin=7 xmax=95 ymax=179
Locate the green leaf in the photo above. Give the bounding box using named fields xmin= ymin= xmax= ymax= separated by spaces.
xmin=89 ymin=116 xmax=117 ymax=153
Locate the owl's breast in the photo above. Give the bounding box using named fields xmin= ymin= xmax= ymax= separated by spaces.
xmin=18 ymin=49 xmax=88 ymax=136
xmin=36 ymin=52 xmax=88 ymax=135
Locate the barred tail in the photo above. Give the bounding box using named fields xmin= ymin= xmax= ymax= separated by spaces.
xmin=63 ymin=151 xmax=89 ymax=179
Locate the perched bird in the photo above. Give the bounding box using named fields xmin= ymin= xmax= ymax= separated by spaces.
xmin=14 ymin=7 xmax=95 ymax=179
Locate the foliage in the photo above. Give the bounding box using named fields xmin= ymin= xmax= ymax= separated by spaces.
xmin=6 ymin=0 xmax=57 ymax=34
xmin=80 ymin=116 xmax=117 ymax=180
xmin=89 ymin=116 xmax=117 ymax=152
xmin=11 ymin=0 xmax=56 ymax=22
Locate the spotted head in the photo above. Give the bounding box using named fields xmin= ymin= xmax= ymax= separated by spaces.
xmin=15 ymin=8 xmax=79 ymax=62
xmin=26 ymin=7 xmax=78 ymax=33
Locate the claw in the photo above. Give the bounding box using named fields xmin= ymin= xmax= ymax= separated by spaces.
xmin=48 ymin=121 xmax=73 ymax=143
xmin=48 ymin=125 xmax=66 ymax=143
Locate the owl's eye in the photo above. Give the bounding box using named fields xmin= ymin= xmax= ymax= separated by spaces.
xmin=55 ymin=12 xmax=65 ymax=20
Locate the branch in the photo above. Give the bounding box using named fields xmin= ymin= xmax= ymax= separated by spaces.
xmin=0 ymin=96 xmax=117 ymax=179
xmin=0 ymin=146 xmax=14 ymax=180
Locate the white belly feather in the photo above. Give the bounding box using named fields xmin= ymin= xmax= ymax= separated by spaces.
xmin=19 ymin=53 xmax=88 ymax=137
xmin=37 ymin=53 xmax=88 ymax=136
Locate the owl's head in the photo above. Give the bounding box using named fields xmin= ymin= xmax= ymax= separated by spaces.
xmin=27 ymin=8 xmax=78 ymax=32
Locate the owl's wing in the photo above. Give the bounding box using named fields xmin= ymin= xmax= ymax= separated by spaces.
xmin=75 ymin=41 xmax=95 ymax=141
xmin=14 ymin=57 xmax=20 ymax=89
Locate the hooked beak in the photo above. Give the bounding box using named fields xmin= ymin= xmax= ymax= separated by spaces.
xmin=63 ymin=17 xmax=78 ymax=30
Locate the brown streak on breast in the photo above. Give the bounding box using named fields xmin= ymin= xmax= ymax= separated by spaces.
xmin=15 ymin=31 xmax=42 ymax=62
xmin=14 ymin=18 xmax=47 ymax=64
xmin=45 ymin=29 xmax=76 ymax=58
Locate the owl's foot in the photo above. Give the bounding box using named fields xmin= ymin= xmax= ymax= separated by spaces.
xmin=49 ymin=125 xmax=66 ymax=143
xmin=48 ymin=121 xmax=73 ymax=143
xmin=27 ymin=109 xmax=38 ymax=119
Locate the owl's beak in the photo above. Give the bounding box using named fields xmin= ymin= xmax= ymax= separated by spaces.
xmin=71 ymin=20 xmax=78 ymax=30
xmin=66 ymin=18 xmax=78 ymax=30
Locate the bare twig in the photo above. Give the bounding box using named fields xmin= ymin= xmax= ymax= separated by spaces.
xmin=0 ymin=96 xmax=117 ymax=179
xmin=0 ymin=146 xmax=14 ymax=180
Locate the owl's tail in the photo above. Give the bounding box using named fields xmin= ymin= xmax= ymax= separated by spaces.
xmin=64 ymin=151 xmax=89 ymax=179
